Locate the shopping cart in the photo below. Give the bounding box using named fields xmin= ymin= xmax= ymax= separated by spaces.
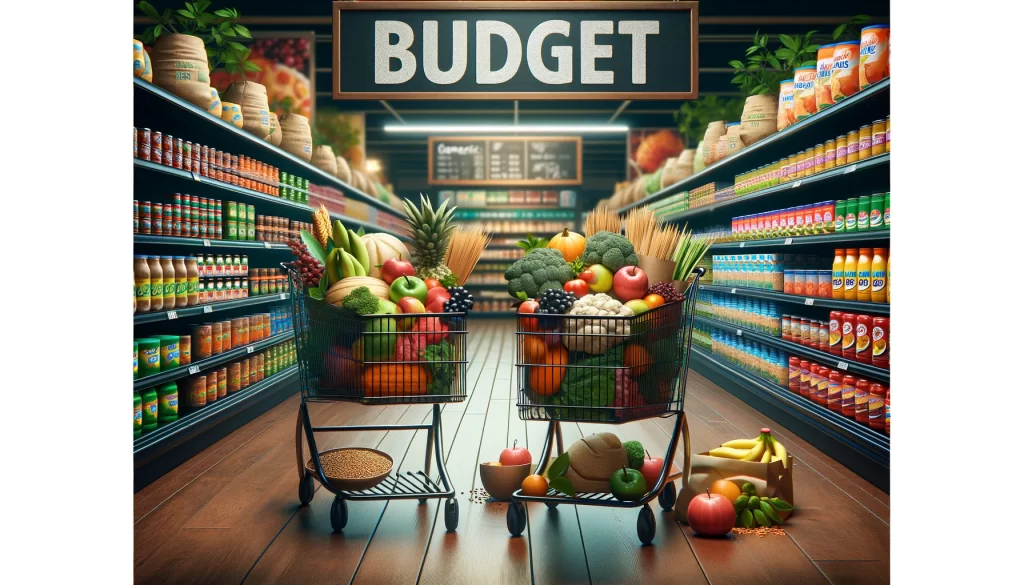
xmin=287 ymin=267 xmax=468 ymax=533
xmin=506 ymin=268 xmax=703 ymax=545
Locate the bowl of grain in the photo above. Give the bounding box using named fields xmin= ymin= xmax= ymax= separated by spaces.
xmin=306 ymin=447 xmax=393 ymax=491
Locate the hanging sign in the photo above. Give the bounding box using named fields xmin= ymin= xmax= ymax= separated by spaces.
xmin=332 ymin=1 xmax=698 ymax=100
xmin=428 ymin=136 xmax=581 ymax=185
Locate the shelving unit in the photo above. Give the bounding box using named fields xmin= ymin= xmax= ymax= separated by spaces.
xmin=134 ymin=234 xmax=292 ymax=250
xmin=709 ymin=229 xmax=889 ymax=251
xmin=700 ymin=284 xmax=889 ymax=315
xmin=134 ymin=332 xmax=293 ymax=390
xmin=134 ymin=293 xmax=290 ymax=324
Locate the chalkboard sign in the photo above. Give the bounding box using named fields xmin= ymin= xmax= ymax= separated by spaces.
xmin=429 ymin=137 xmax=582 ymax=185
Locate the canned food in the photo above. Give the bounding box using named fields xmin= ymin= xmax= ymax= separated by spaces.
xmin=813 ymin=143 xmax=825 ymax=174
xmin=183 ymin=141 xmax=192 ymax=171
xmin=140 ymin=128 xmax=152 ymax=160
xmin=836 ymin=135 xmax=848 ymax=166
xmin=871 ymin=119 xmax=886 ymax=157
xmin=201 ymin=145 xmax=210 ymax=176
xmin=152 ymin=131 xmax=164 ymax=164
xmin=858 ymin=125 xmax=871 ymax=161
xmin=846 ymin=129 xmax=860 ymax=160
xmin=824 ymin=139 xmax=836 ymax=170
xmin=163 ymin=134 xmax=174 ymax=166
xmin=189 ymin=376 xmax=207 ymax=408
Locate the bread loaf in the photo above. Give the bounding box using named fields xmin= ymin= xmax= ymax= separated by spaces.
xmin=565 ymin=433 xmax=628 ymax=493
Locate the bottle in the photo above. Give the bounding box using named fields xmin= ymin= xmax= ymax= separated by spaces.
xmin=133 ymin=391 xmax=143 ymax=439
xmin=856 ymin=196 xmax=871 ymax=231
xmin=886 ymin=254 xmax=891 ymax=303
xmin=799 ymin=360 xmax=811 ymax=398
xmin=160 ymin=256 xmax=177 ymax=309
xmin=788 ymin=357 xmax=801 ymax=393
xmin=829 ymin=311 xmax=843 ymax=355
xmin=856 ymin=248 xmax=872 ymax=302
xmin=870 ymin=248 xmax=888 ymax=303
xmin=134 ymin=255 xmax=151 ymax=313
xmin=808 ymin=365 xmax=821 ymax=401
xmin=827 ymin=370 xmax=844 ymax=412
xmin=843 ymin=248 xmax=858 ymax=300
xmin=840 ymin=375 xmax=857 ymax=418
xmin=832 ymin=248 xmax=846 ymax=299
xmin=146 ymin=256 xmax=164 ymax=312
xmin=185 ymin=256 xmax=200 ymax=306
xmin=815 ymin=367 xmax=831 ymax=405
xmin=834 ymin=200 xmax=847 ymax=233
xmin=868 ymin=384 xmax=886 ymax=431
xmin=885 ymin=388 xmax=891 ymax=435
xmin=844 ymin=198 xmax=857 ymax=232
xmin=855 ymin=314 xmax=872 ymax=363
xmin=841 ymin=313 xmax=857 ymax=359
xmin=141 ymin=387 xmax=159 ymax=433
xmin=158 ymin=382 xmax=179 ymax=425
xmin=872 ymin=317 xmax=890 ymax=367
xmin=854 ymin=378 xmax=871 ymax=423
xmin=173 ymin=256 xmax=188 ymax=308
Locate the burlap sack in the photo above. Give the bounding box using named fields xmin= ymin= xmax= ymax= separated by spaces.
xmin=222 ymin=81 xmax=271 ymax=139
xmin=279 ymin=113 xmax=313 ymax=162
xmin=150 ymin=34 xmax=212 ymax=109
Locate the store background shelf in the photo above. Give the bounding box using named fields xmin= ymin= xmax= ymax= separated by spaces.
xmin=134 ymin=293 xmax=290 ymax=324
xmin=135 ymin=332 xmax=293 ymax=390
xmin=694 ymin=316 xmax=889 ymax=382
xmin=709 ymin=229 xmax=889 ymax=251
xmin=134 ymin=234 xmax=292 ymax=250
xmin=462 ymin=283 xmax=508 ymax=291
xmin=700 ymin=284 xmax=890 ymax=315
xmin=691 ymin=347 xmax=889 ymax=491
xmin=134 ymin=366 xmax=298 ymax=491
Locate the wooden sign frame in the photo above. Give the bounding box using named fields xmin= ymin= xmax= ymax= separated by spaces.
xmin=332 ymin=1 xmax=699 ymax=100
xmin=428 ymin=136 xmax=583 ymax=186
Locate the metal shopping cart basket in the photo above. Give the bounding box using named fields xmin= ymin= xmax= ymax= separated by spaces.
xmin=287 ymin=267 xmax=468 ymax=533
xmin=506 ymin=268 xmax=704 ymax=545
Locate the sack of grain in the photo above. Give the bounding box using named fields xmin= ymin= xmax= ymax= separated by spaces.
xmin=222 ymin=81 xmax=271 ymax=139
xmin=266 ymin=113 xmax=282 ymax=146
xmin=702 ymin=121 xmax=726 ymax=167
xmin=739 ymin=94 xmax=779 ymax=146
xmin=335 ymin=155 xmax=352 ymax=183
xmin=150 ymin=34 xmax=212 ymax=109
xmin=279 ymin=113 xmax=313 ymax=162
xmin=311 ymin=145 xmax=338 ymax=175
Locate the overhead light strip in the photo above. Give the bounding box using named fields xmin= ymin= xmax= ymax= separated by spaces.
xmin=383 ymin=124 xmax=629 ymax=134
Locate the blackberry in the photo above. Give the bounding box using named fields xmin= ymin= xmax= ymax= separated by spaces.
xmin=444 ymin=286 xmax=474 ymax=313
xmin=647 ymin=281 xmax=685 ymax=304
xmin=537 ymin=288 xmax=577 ymax=328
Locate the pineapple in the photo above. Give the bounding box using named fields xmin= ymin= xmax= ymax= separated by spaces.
xmin=402 ymin=194 xmax=457 ymax=281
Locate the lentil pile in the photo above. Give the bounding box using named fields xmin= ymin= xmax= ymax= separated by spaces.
xmin=733 ymin=526 xmax=787 ymax=537
xmin=314 ymin=449 xmax=392 ymax=479
xmin=468 ymin=487 xmax=491 ymax=504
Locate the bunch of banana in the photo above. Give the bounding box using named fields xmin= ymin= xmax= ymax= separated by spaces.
xmin=733 ymin=482 xmax=793 ymax=528
xmin=325 ymin=220 xmax=371 ymax=285
xmin=708 ymin=428 xmax=788 ymax=468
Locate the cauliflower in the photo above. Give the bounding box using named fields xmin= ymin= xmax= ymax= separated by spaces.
xmin=562 ymin=294 xmax=633 ymax=354
xmin=581 ymin=231 xmax=639 ymax=272
xmin=504 ymin=248 xmax=574 ymax=300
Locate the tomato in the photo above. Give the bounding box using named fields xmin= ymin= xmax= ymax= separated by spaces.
xmin=517 ymin=300 xmax=540 ymax=332
xmin=643 ymin=293 xmax=666 ymax=308
xmin=423 ymin=278 xmax=441 ymax=290
xmin=563 ymin=279 xmax=589 ymax=298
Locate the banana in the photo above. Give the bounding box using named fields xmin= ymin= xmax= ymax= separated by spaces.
xmin=343 ymin=250 xmax=366 ymax=277
xmin=348 ymin=229 xmax=370 ymax=273
xmin=709 ymin=446 xmax=753 ymax=460
xmin=740 ymin=436 xmax=766 ymax=461
xmin=763 ymin=429 xmax=788 ymax=468
xmin=720 ymin=438 xmax=760 ymax=450
xmin=326 ymin=249 xmax=342 ymax=285
xmin=760 ymin=444 xmax=772 ymax=463
xmin=339 ymin=249 xmax=357 ymax=278
xmin=332 ymin=220 xmax=350 ymax=252
xmin=770 ymin=455 xmax=783 ymax=463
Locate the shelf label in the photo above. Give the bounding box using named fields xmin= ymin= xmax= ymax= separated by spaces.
xmin=739 ymin=242 xmax=745 ymax=248
xmin=836 ymin=361 xmax=849 ymax=371
xmin=247 ymin=345 xmax=255 ymax=354
xmin=203 ymin=305 xmax=213 ymax=313
xmin=803 ymin=298 xmax=814 ymax=306
xmin=784 ymin=238 xmax=793 ymax=245
xmin=730 ymin=288 xmax=737 ymax=294
xmin=844 ymin=164 xmax=858 ymax=174
xmin=280 ymin=293 xmax=287 ymax=300
xmin=166 ymin=310 xmax=178 ymax=320
xmin=191 ymin=171 xmax=202 ymax=182
xmin=263 ymin=241 xmax=272 ymax=249
xmin=736 ymin=329 xmax=743 ymax=336
xmin=188 ymin=365 xmax=200 ymax=374
xmin=203 ymin=239 xmax=212 ymax=247
xmin=793 ymin=180 xmax=802 ymax=188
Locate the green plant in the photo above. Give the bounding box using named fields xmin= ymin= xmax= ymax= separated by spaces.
xmin=313 ymin=109 xmax=364 ymax=154
xmin=674 ymin=96 xmax=745 ymax=147
xmin=514 ymin=233 xmax=549 ymax=254
xmin=137 ymin=0 xmax=258 ymax=77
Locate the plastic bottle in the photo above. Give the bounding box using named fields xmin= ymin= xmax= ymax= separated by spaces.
xmin=868 ymin=384 xmax=886 ymax=431
xmin=886 ymin=254 xmax=891 ymax=303
xmin=173 ymin=256 xmax=188 ymax=308
xmin=134 ymin=255 xmax=151 ymax=313
xmin=841 ymin=313 xmax=857 ymax=359
xmin=854 ymin=378 xmax=871 ymax=423
xmin=808 ymin=365 xmax=821 ymax=401
xmin=855 ymin=315 xmax=872 ymax=363
xmin=186 ymin=256 xmax=200 ymax=306
xmin=158 ymin=382 xmax=178 ymax=425
xmin=799 ymin=360 xmax=811 ymax=397
xmin=871 ymin=248 xmax=888 ymax=303
xmin=160 ymin=256 xmax=177 ymax=309
xmin=843 ymin=248 xmax=859 ymax=300
xmin=856 ymin=248 xmax=872 ymax=302
xmin=146 ymin=256 xmax=164 ymax=312
xmin=829 ymin=311 xmax=843 ymax=355
xmin=827 ymin=370 xmax=844 ymax=412
xmin=133 ymin=391 xmax=143 ymax=439
xmin=788 ymin=357 xmax=801 ymax=392
xmin=141 ymin=387 xmax=159 ymax=433
xmin=832 ymin=248 xmax=846 ymax=299
xmin=815 ymin=367 xmax=831 ymax=405
xmin=840 ymin=375 xmax=857 ymax=418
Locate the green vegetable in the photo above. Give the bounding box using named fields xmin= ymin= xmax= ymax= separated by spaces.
xmin=420 ymin=340 xmax=456 ymax=395
xmin=545 ymin=346 xmax=623 ymax=419
xmin=733 ymin=495 xmax=749 ymax=513
xmin=741 ymin=482 xmax=757 ymax=496
xmin=568 ymin=257 xmax=585 ymax=278
xmin=753 ymin=509 xmax=771 ymax=528
xmin=504 ymin=248 xmax=574 ymax=299
xmin=768 ymin=497 xmax=793 ymax=512
xmin=672 ymin=229 xmax=714 ymax=281
xmin=439 ymin=272 xmax=459 ymax=288
xmin=515 ymin=233 xmax=550 ymax=253
xmin=581 ymin=231 xmax=639 ymax=272
xmin=760 ymin=501 xmax=783 ymax=525
xmin=623 ymin=440 xmax=645 ymax=470
xmin=341 ymin=286 xmax=380 ymax=315
xmin=746 ymin=496 xmax=760 ymax=510
xmin=739 ymin=509 xmax=754 ymax=528
xmin=644 ymin=168 xmax=663 ymax=195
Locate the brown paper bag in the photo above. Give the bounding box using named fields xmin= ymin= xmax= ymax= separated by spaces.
xmin=637 ymin=254 xmax=676 ymax=285
xmin=674 ymin=452 xmax=794 ymax=524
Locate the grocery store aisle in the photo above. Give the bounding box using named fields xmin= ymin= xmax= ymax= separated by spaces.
xmin=134 ymin=320 xmax=890 ymax=585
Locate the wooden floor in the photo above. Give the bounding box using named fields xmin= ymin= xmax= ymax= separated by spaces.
xmin=134 ymin=320 xmax=890 ymax=585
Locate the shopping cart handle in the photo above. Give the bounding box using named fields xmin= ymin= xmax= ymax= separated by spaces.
xmin=691 ymin=267 xmax=706 ymax=277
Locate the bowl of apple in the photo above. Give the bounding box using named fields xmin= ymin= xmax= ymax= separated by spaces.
xmin=479 ymin=441 xmax=534 ymax=501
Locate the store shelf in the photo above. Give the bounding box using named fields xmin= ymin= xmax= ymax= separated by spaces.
xmin=134 ymin=366 xmax=298 ymax=491
xmin=134 ymin=293 xmax=290 ymax=324
xmin=690 ymin=346 xmax=889 ymax=491
xmin=135 ymin=332 xmax=293 ymax=391
xmin=620 ymin=78 xmax=891 ymax=214
xmin=134 ymin=77 xmax=394 ymax=215
xmin=463 ymin=283 xmax=508 ymax=290
xmin=694 ymin=316 xmax=889 ymax=382
xmin=660 ymin=153 xmax=890 ymax=224
xmin=134 ymin=158 xmax=409 ymax=241
xmin=134 ymin=234 xmax=291 ymax=250
xmin=473 ymin=312 xmax=517 ymax=317
xmin=709 ymin=229 xmax=889 ymax=251
xmin=700 ymin=284 xmax=889 ymax=315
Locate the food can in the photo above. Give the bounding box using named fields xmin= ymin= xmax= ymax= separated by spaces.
xmin=140 ymin=201 xmax=152 ymax=234
xmin=188 ymin=375 xmax=207 ymax=408
xmin=799 ymin=319 xmax=811 ymax=347
xmin=192 ymin=143 xmax=200 ymax=172
xmin=844 ymin=198 xmax=858 ymax=231
xmin=133 ymin=127 xmax=138 ymax=158
xmin=857 ymin=196 xmax=871 ymax=231
xmin=829 ymin=311 xmax=843 ymax=355
xmin=206 ymin=369 xmax=218 ymax=403
xmin=217 ymin=366 xmax=228 ymax=398
xmin=226 ymin=220 xmax=238 ymax=241
xmin=829 ymin=41 xmax=860 ymax=102
xmin=192 ymin=324 xmax=213 ymax=359
xmin=886 ymin=116 xmax=891 ymax=152
xmin=836 ymin=134 xmax=848 ymax=166
xmin=871 ymin=316 xmax=889 ymax=367
xmin=781 ymin=315 xmax=792 ymax=341
xmin=182 ymin=141 xmax=192 ymax=171
xmin=808 ymin=320 xmax=820 ymax=347
xmin=834 ymin=200 xmax=846 ymax=233
xmin=216 ymin=151 xmax=225 ymax=181
xmin=883 ymin=192 xmax=891 ymax=227
xmin=152 ymin=203 xmax=163 ymax=235
xmin=201 ymin=145 xmax=210 ymax=176
xmin=824 ymin=139 xmax=836 ymax=170
xmin=859 ymin=24 xmax=890 ymax=89
xmin=855 ymin=315 xmax=872 ymax=363
xmin=869 ymin=194 xmax=885 ymax=229
xmin=174 ymin=137 xmax=184 ymax=169
xmin=179 ymin=335 xmax=191 ymax=365
xmin=230 ymin=154 xmax=240 ymax=185
xmin=228 ymin=362 xmax=241 ymax=394
xmin=858 ymin=125 xmax=872 ymax=161
xmin=846 ymin=129 xmax=860 ymax=160
xmin=871 ymin=119 xmax=886 ymax=157
xmin=140 ymin=128 xmax=151 ymax=160
xmin=162 ymin=204 xmax=173 ymax=236
xmin=239 ymin=359 xmax=250 ymax=389
xmin=815 ymin=44 xmax=836 ymax=110
xmin=813 ymin=143 xmax=825 ymax=174
xmin=226 ymin=200 xmax=237 ymax=221
xmin=210 ymin=322 xmax=223 ymax=354
xmin=172 ymin=203 xmax=182 ymax=236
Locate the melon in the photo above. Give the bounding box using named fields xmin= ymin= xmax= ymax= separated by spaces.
xmin=361 ymin=233 xmax=412 ymax=279
xmin=324 ymin=277 xmax=390 ymax=306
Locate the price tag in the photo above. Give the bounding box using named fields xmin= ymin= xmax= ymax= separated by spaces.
xmin=191 ymin=171 xmax=202 ymax=182
xmin=203 ymin=305 xmax=213 ymax=313
xmin=263 ymin=241 xmax=272 ymax=249
xmin=793 ymin=180 xmax=802 ymax=188
xmin=784 ymin=238 xmax=793 ymax=245
xmin=739 ymin=242 xmax=745 ymax=248
xmin=203 ymin=239 xmax=211 ymax=247
xmin=730 ymin=288 xmax=737 ymax=294
xmin=836 ymin=361 xmax=849 ymax=371
xmin=844 ymin=164 xmax=858 ymax=174
xmin=166 ymin=310 xmax=178 ymax=320
xmin=247 ymin=346 xmax=255 ymax=354
xmin=736 ymin=329 xmax=743 ymax=336
xmin=803 ymin=298 xmax=814 ymax=306
xmin=188 ymin=365 xmax=200 ymax=375
xmin=280 ymin=293 xmax=287 ymax=300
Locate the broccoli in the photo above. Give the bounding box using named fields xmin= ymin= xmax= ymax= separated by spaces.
xmin=623 ymin=440 xmax=645 ymax=470
xmin=341 ymin=286 xmax=380 ymax=315
xmin=581 ymin=231 xmax=639 ymax=272
xmin=504 ymin=248 xmax=573 ymax=300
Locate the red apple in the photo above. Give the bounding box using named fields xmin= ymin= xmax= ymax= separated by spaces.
xmin=423 ymin=278 xmax=441 ymax=290
xmin=426 ymin=287 xmax=451 ymax=310
xmin=578 ymin=269 xmax=595 ymax=283
xmin=499 ymin=439 xmax=532 ymax=466
xmin=426 ymin=298 xmax=446 ymax=313
xmin=381 ymin=258 xmax=415 ymax=285
xmin=517 ymin=300 xmax=540 ymax=332
xmin=639 ymin=450 xmax=664 ymax=488
xmin=563 ymin=279 xmax=589 ymax=297
xmin=613 ymin=266 xmax=649 ymax=301
xmin=411 ymin=316 xmax=448 ymax=344
xmin=686 ymin=489 xmax=735 ymax=536
xmin=396 ymin=296 xmax=425 ymax=329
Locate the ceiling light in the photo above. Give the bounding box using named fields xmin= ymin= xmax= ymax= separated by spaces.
xmin=383 ymin=124 xmax=629 ymax=134
xmin=365 ymin=158 xmax=382 ymax=173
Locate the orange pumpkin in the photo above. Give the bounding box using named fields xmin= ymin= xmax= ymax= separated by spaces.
xmin=547 ymin=228 xmax=586 ymax=262
xmin=361 ymin=364 xmax=431 ymax=397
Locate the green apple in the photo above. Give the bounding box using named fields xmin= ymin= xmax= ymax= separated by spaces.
xmin=624 ymin=299 xmax=650 ymax=315
xmin=389 ymin=275 xmax=428 ymax=304
xmin=586 ymin=264 xmax=614 ymax=294
xmin=375 ymin=299 xmax=398 ymax=315
xmin=360 ymin=317 xmax=397 ymax=361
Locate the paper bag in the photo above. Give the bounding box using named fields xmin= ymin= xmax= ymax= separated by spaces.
xmin=674 ymin=453 xmax=794 ymax=524
xmin=637 ymin=254 xmax=676 ymax=285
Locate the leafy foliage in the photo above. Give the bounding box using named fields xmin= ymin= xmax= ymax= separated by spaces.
xmin=674 ymin=96 xmax=745 ymax=147
xmin=515 ymin=233 xmax=550 ymax=253
xmin=137 ymin=1 xmax=258 ymax=76
xmin=420 ymin=340 xmax=456 ymax=395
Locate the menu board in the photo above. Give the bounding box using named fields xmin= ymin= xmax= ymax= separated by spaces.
xmin=429 ymin=137 xmax=582 ymax=186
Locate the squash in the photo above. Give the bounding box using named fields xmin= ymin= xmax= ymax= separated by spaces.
xmin=361 ymin=233 xmax=412 ymax=279
xmin=325 ymin=277 xmax=390 ymax=306
xmin=361 ymin=364 xmax=431 ymax=397
xmin=547 ymin=228 xmax=586 ymax=262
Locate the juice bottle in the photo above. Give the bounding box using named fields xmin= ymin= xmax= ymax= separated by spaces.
xmin=885 ymin=388 xmax=891 ymax=435
xmin=841 ymin=313 xmax=857 ymax=359
xmin=856 ymin=248 xmax=872 ymax=302
xmin=161 ymin=256 xmax=177 ymax=309
xmin=843 ymin=248 xmax=859 ymax=300
xmin=886 ymin=254 xmax=891 ymax=303
xmin=146 ymin=256 xmax=164 ymax=312
xmin=855 ymin=314 xmax=872 ymax=363
xmin=799 ymin=360 xmax=811 ymax=397
xmin=815 ymin=367 xmax=831 ymax=406
xmin=827 ymin=370 xmax=844 ymax=412
xmin=854 ymin=378 xmax=871 ymax=423
xmin=871 ymin=248 xmax=888 ymax=303
xmin=872 ymin=317 xmax=890 ymax=367
xmin=808 ymin=365 xmax=821 ymax=401
xmin=868 ymin=384 xmax=886 ymax=431
xmin=840 ymin=375 xmax=857 ymax=418
xmin=832 ymin=248 xmax=846 ymax=299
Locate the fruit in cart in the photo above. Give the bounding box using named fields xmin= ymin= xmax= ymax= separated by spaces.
xmin=581 ymin=231 xmax=639 ymax=272
xmin=687 ymin=490 xmax=735 ymax=536
xmin=426 ymin=287 xmax=452 ymax=312
xmin=332 ymin=220 xmax=351 ymax=252
xmin=361 ymin=233 xmax=412 ymax=280
xmin=423 ymin=278 xmax=441 ymax=290
xmin=547 ymin=228 xmax=587 ymax=262
xmin=504 ymin=248 xmax=574 ymax=300
xmin=613 ymin=266 xmax=649 ymax=301
xmin=529 ymin=345 xmax=569 ymax=396
xmin=443 ymin=286 xmax=473 ymax=313
xmin=622 ymin=344 xmax=650 ymax=376
xmin=321 ymin=345 xmax=361 ymax=388
xmin=639 ymin=451 xmax=664 ymax=488
xmin=623 ymin=440 xmax=645 ymax=469
xmin=517 ymin=299 xmax=541 ymax=332
xmin=395 ymin=333 xmax=425 ymax=362
xmin=563 ymin=278 xmax=589 ymax=298
xmin=609 ymin=466 xmax=647 ymax=501
xmin=376 ymin=299 xmax=398 ymax=315
xmin=520 ymin=336 xmax=548 ymax=364
xmin=562 ymin=294 xmax=633 ymax=355
xmin=336 ymin=248 xmax=367 ymax=278
xmin=710 ymin=479 xmax=741 ymax=502
xmin=396 ymin=297 xmax=426 ymax=329
xmin=565 ymin=433 xmax=629 ymax=493
xmin=646 ymin=281 xmax=684 ymax=304
xmin=342 ymin=286 xmax=381 ymax=316
xmin=326 ymin=277 xmax=391 ymax=305
xmin=389 ymin=275 xmax=429 ymax=304
xmin=537 ymin=288 xmax=578 ymax=329
xmin=500 ymin=440 xmax=533 ymax=466
xmin=623 ymin=299 xmax=650 ymax=315
xmin=521 ymin=474 xmax=549 ymax=497
xmin=361 ymin=363 xmax=432 ymax=396
xmin=643 ymin=294 xmax=666 ymax=308
xmin=287 ymin=238 xmax=325 ymax=289
xmin=411 ymin=316 xmax=449 ymax=345
xmin=357 ymin=317 xmax=398 ymax=361
xmin=582 ymin=264 xmax=614 ymax=294
xmin=380 ymin=258 xmax=416 ymax=285
xmin=402 ymin=195 xmax=457 ymax=281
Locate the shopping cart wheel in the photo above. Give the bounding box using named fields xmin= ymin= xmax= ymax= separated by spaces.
xmin=444 ymin=498 xmax=459 ymax=532
xmin=658 ymin=482 xmax=677 ymax=511
xmin=506 ymin=500 xmax=526 ymax=537
xmin=545 ymin=502 xmax=558 ymax=510
xmin=330 ymin=497 xmax=348 ymax=533
xmin=637 ymin=504 xmax=656 ymax=545
xmin=298 ymin=474 xmax=315 ymax=506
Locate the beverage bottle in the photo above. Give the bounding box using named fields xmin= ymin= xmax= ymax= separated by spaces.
xmin=808 ymin=365 xmax=821 ymax=401
xmin=868 ymin=384 xmax=886 ymax=431
xmin=841 ymin=313 xmax=857 ymax=359
xmin=832 ymin=248 xmax=846 ymax=299
xmin=843 ymin=248 xmax=859 ymax=300
xmin=134 ymin=255 xmax=151 ymax=313
xmin=855 ymin=314 xmax=872 ymax=363
xmin=871 ymin=248 xmax=888 ymax=303
xmin=856 ymin=248 xmax=872 ymax=302
xmin=161 ymin=256 xmax=177 ymax=309
xmin=815 ymin=367 xmax=831 ymax=405
xmin=799 ymin=360 xmax=811 ymax=397
xmin=146 ymin=256 xmax=164 ymax=312
xmin=173 ymin=256 xmax=188 ymax=308
xmin=886 ymin=254 xmax=891 ymax=303
xmin=885 ymin=388 xmax=891 ymax=435
xmin=828 ymin=311 xmax=843 ymax=355
xmin=872 ymin=317 xmax=890 ymax=367
xmin=840 ymin=375 xmax=857 ymax=418
xmin=854 ymin=378 xmax=871 ymax=423
xmin=827 ymin=370 xmax=844 ymax=412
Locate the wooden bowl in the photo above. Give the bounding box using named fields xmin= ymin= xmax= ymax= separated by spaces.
xmin=479 ymin=462 xmax=532 ymax=501
xmin=306 ymin=447 xmax=393 ymax=492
